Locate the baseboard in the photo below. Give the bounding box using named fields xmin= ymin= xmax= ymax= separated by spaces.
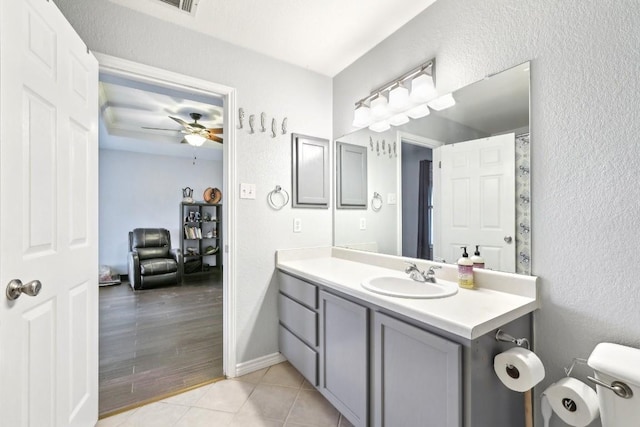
xmin=234 ymin=352 xmax=286 ymax=377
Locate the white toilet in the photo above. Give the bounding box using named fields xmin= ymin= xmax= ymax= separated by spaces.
xmin=587 ymin=342 xmax=640 ymax=426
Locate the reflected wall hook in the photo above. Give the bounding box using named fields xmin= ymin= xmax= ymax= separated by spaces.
xmin=281 ymin=117 xmax=288 ymax=135
xmin=260 ymin=112 xmax=267 ymax=132
xmin=248 ymin=114 xmax=255 ymax=134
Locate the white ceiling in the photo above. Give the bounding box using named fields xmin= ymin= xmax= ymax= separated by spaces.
xmin=108 ymin=0 xmax=438 ymax=77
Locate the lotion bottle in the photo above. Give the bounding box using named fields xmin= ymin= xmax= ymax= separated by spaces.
xmin=457 ymin=246 xmax=474 ymax=289
xmin=471 ymin=245 xmax=485 ymax=269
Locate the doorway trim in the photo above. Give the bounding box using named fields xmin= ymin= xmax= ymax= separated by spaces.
xmin=95 ymin=53 xmax=238 ymax=377
xmin=396 ymin=131 xmax=443 ymax=257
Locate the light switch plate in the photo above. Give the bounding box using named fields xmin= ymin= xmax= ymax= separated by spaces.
xmin=387 ymin=193 xmax=397 ymax=205
xmin=293 ymin=218 xmax=302 ymax=233
xmin=359 ymin=218 xmax=366 ymax=230
xmin=240 ymin=183 xmax=256 ymax=199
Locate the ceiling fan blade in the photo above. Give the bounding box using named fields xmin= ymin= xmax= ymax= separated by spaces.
xmin=141 ymin=126 xmax=182 ymax=132
xmin=169 ymin=116 xmax=190 ymax=128
xmin=206 ymin=128 xmax=223 ymax=134
xmin=209 ymin=135 xmax=223 ymax=144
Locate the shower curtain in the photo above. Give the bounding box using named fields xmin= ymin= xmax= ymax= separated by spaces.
xmin=417 ymin=160 xmax=432 ymax=260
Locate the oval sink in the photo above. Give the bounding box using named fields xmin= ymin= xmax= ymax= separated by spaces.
xmin=361 ymin=276 xmax=458 ymax=299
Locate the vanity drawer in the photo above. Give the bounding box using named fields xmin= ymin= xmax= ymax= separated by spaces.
xmin=280 ymin=272 xmax=317 ymax=309
xmin=279 ymin=324 xmax=318 ymax=386
xmin=279 ymin=293 xmax=318 ymax=347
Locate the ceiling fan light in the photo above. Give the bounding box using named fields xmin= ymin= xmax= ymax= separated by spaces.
xmin=427 ymin=93 xmax=456 ymax=111
xmin=410 ymin=73 xmax=436 ymax=104
xmin=389 ymin=113 xmax=409 ymax=127
xmin=388 ymin=84 xmax=410 ymax=112
xmin=370 ymin=94 xmax=390 ymax=121
xmin=406 ymin=104 xmax=431 ymax=119
xmin=185 ymin=133 xmax=206 ymax=146
xmin=352 ymin=103 xmax=372 ymax=128
xmin=369 ymin=120 xmax=391 ymax=133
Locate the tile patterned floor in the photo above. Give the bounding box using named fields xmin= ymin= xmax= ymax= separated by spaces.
xmin=97 ymin=362 xmax=355 ymax=427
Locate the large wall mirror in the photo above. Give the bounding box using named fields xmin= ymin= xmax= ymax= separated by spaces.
xmin=333 ymin=62 xmax=531 ymax=274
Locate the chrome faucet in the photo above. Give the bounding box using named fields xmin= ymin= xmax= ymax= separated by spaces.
xmin=404 ymin=263 xmax=441 ymax=283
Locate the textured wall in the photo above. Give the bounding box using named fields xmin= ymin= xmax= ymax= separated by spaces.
xmin=98 ymin=148 xmax=222 ymax=273
xmin=55 ymin=0 xmax=333 ymax=364
xmin=334 ymin=1 xmax=640 ymax=425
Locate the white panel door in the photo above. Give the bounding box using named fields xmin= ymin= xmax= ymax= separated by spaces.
xmin=435 ymin=134 xmax=515 ymax=272
xmin=0 ymin=1 xmax=99 ymax=426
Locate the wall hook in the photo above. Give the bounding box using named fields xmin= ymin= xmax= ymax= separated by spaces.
xmin=237 ymin=108 xmax=245 ymax=129
xmin=281 ymin=117 xmax=288 ymax=135
xmin=260 ymin=112 xmax=267 ymax=132
xmin=271 ymin=118 xmax=277 ymax=138
xmin=248 ymin=114 xmax=255 ymax=134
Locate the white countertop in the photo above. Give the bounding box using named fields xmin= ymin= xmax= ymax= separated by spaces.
xmin=276 ymin=247 xmax=539 ymax=340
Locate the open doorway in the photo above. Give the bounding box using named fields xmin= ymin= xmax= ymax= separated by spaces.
xmin=95 ymin=54 xmax=236 ymax=416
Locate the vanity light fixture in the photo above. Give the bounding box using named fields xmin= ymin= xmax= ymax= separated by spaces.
xmin=389 ymin=113 xmax=410 ymax=127
xmin=388 ymin=83 xmax=410 ymax=112
xmin=410 ymin=72 xmax=436 ymax=103
xmin=352 ymin=102 xmax=371 ymax=128
xmin=406 ymin=104 xmax=431 ymax=119
xmin=184 ymin=133 xmax=207 ymax=146
xmin=369 ymin=120 xmax=391 ymax=133
xmin=370 ymin=94 xmax=390 ymax=121
xmin=427 ymin=93 xmax=456 ymax=111
xmin=352 ymin=59 xmax=436 ymax=132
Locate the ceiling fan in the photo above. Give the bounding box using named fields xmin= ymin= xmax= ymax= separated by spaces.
xmin=143 ymin=112 xmax=223 ymax=145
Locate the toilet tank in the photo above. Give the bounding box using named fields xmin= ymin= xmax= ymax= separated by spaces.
xmin=587 ymin=343 xmax=640 ymax=427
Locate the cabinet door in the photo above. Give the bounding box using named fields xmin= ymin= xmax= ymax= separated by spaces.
xmin=319 ymin=291 xmax=368 ymax=427
xmin=292 ymin=133 xmax=330 ymax=208
xmin=372 ymin=312 xmax=461 ymax=427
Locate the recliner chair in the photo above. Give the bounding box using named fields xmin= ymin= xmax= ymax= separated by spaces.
xmin=128 ymin=228 xmax=182 ymax=290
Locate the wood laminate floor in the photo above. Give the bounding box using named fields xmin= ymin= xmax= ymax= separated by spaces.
xmin=99 ymin=273 xmax=223 ymax=416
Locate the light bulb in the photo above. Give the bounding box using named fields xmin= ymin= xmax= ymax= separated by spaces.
xmin=389 ymin=84 xmax=410 ymax=112
xmin=410 ymin=73 xmax=436 ymax=103
xmin=406 ymin=104 xmax=431 ymax=119
xmin=352 ymin=103 xmax=371 ymax=128
xmin=389 ymin=113 xmax=409 ymax=126
xmin=427 ymin=93 xmax=456 ymax=111
xmin=185 ymin=133 xmax=206 ymax=146
xmin=370 ymin=94 xmax=390 ymax=121
xmin=369 ymin=121 xmax=391 ymax=133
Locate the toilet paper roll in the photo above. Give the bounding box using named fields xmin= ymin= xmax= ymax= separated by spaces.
xmin=493 ymin=347 xmax=546 ymax=392
xmin=544 ymin=377 xmax=599 ymax=427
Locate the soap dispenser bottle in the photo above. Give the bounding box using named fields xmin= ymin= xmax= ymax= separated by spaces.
xmin=471 ymin=245 xmax=485 ymax=269
xmin=457 ymin=246 xmax=474 ymax=289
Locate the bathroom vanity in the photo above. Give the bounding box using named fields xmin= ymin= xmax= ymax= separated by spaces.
xmin=276 ymin=247 xmax=539 ymax=427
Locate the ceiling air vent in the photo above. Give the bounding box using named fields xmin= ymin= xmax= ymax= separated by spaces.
xmin=156 ymin=0 xmax=197 ymax=14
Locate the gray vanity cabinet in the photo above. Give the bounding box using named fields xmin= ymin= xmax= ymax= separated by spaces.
xmin=372 ymin=312 xmax=461 ymax=427
xmin=278 ymin=274 xmax=319 ymax=386
xmin=319 ymin=290 xmax=368 ymax=427
xmin=278 ymin=271 xmax=529 ymax=427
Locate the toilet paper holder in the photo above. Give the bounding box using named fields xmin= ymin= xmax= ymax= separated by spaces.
xmin=564 ymin=357 xmax=633 ymax=399
xmin=495 ymin=329 xmax=530 ymax=350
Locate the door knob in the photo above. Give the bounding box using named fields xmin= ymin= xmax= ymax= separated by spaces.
xmin=504 ymin=236 xmax=513 ymax=244
xmin=6 ymin=279 xmax=42 ymax=301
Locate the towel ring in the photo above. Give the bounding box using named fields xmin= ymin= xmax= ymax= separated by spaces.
xmin=268 ymin=185 xmax=289 ymax=210
xmin=371 ymin=192 xmax=383 ymax=212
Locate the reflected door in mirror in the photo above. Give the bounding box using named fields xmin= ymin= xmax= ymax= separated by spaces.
xmin=434 ymin=133 xmax=516 ymax=271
